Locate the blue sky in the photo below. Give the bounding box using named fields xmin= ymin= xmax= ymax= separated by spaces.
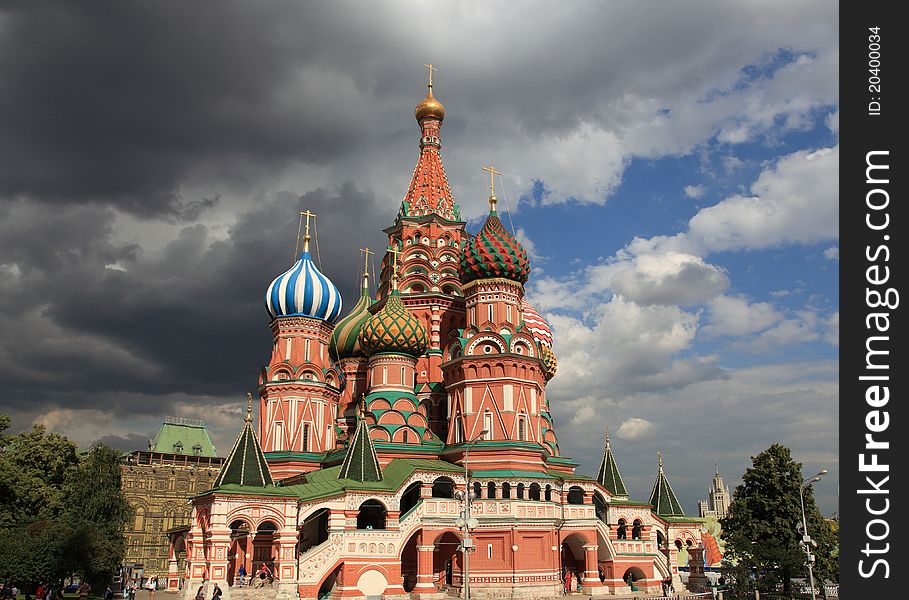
xmin=0 ymin=1 xmax=839 ymax=515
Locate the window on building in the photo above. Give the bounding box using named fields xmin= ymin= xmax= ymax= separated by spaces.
xmin=502 ymin=482 xmax=511 ymax=499
xmin=402 ymin=429 xmax=409 ymax=444
xmin=617 ymin=519 xmax=628 ymax=539
xmin=305 ymin=339 xmax=311 ymax=362
xmin=518 ymin=418 xmax=525 ymax=441
xmin=302 ymin=424 xmax=310 ymax=452
xmin=506 ymin=304 xmax=512 ymax=323
xmin=632 ymin=519 xmax=643 ymax=540
xmin=274 ymin=422 xmax=284 ymax=451
xmin=487 ymin=304 xmax=494 ymax=323
xmin=383 ymin=366 xmax=388 ymax=384
xmin=401 ymin=366 xmax=406 ymax=385
xmin=487 ymin=544 xmax=493 ymax=560
xmin=484 ymin=412 xmax=493 ymax=439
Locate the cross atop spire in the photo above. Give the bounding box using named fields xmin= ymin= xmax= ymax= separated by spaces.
xmin=424 ymin=63 xmax=437 ymax=88
xmin=482 ymin=165 xmax=503 ymax=212
xmin=294 ymin=209 xmax=317 ymax=257
xmin=245 ymin=392 xmax=253 ymax=423
xmin=360 ymin=247 xmax=374 ymax=289
xmin=387 ymin=245 xmax=402 ymax=290
xmin=658 ymin=451 xmax=664 ymax=470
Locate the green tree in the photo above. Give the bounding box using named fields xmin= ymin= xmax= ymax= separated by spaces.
xmin=0 ymin=416 xmax=131 ymax=587
xmin=64 ymin=444 xmax=132 ymax=585
xmin=721 ymin=444 xmax=837 ymax=595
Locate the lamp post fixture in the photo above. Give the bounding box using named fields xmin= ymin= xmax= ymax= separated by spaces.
xmin=798 ymin=469 xmax=827 ymax=600
xmin=455 ymin=429 xmax=488 ymax=600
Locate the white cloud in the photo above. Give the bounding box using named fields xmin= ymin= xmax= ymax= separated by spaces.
xmin=684 ymin=184 xmax=706 ymax=199
xmin=616 ymin=418 xmax=655 ymax=441
xmin=606 ymin=252 xmax=728 ymax=306
xmin=824 ymin=246 xmax=839 ymax=260
xmin=703 ymin=295 xmax=782 ymax=337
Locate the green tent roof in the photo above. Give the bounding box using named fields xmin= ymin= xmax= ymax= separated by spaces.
xmin=338 ymin=419 xmax=382 ymax=482
xmin=649 ymin=452 xmax=685 ymax=516
xmin=214 ymin=407 xmax=273 ymax=488
xmin=596 ymin=429 xmax=628 ymax=499
xmin=149 ymin=418 xmax=218 ymax=457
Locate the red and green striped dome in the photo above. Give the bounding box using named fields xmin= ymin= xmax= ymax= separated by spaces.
xmin=460 ymin=210 xmax=530 ymax=284
xmin=358 ymin=291 xmax=428 ymax=357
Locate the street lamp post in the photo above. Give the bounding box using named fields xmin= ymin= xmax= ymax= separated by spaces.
xmin=798 ymin=469 xmax=827 ymax=600
xmin=456 ymin=430 xmax=488 ymax=600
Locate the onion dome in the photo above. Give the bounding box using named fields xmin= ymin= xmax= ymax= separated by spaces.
xmin=330 ymin=271 xmax=375 ymax=360
xmin=540 ymin=344 xmax=558 ymax=380
xmin=415 ymin=86 xmax=445 ymax=122
xmin=461 ymin=202 xmax=530 ymax=284
xmin=358 ymin=291 xmax=429 ymax=357
xmin=265 ymin=249 xmax=343 ymax=323
xmin=521 ymin=300 xmax=552 ymax=347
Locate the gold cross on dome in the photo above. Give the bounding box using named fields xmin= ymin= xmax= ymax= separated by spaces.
xmin=482 ymin=165 xmax=503 ymax=197
xmin=424 ymin=63 xmax=438 ymax=88
xmin=360 ymin=247 xmax=374 ymax=272
xmin=300 ymin=210 xmax=317 ymax=237
xmin=386 ymin=244 xmax=402 ymax=271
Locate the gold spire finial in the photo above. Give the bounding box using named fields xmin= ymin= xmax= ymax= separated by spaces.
xmin=482 ymin=165 xmax=503 ymax=211
xmin=293 ymin=210 xmax=318 ymax=258
xmin=245 ymin=392 xmax=253 ymax=423
xmin=424 ymin=63 xmax=437 ymax=89
xmin=360 ymin=247 xmax=374 ymax=288
xmin=605 ymin=426 xmax=610 ymax=447
xmin=658 ymin=451 xmax=664 ymax=470
xmin=387 ymin=244 xmax=402 ymax=291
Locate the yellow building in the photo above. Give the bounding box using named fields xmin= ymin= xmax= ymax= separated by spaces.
xmin=120 ymin=418 xmax=225 ymax=581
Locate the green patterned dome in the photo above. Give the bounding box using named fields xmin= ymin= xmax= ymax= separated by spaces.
xmin=330 ymin=281 xmax=374 ymax=360
xmin=358 ymin=291 xmax=428 ymax=357
xmin=461 ymin=207 xmax=530 ymax=285
xmin=540 ymin=344 xmax=558 ymax=380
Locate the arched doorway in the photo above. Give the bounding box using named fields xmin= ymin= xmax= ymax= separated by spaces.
xmin=567 ymin=486 xmax=585 ymax=504
xmin=227 ymin=519 xmax=250 ymax=586
xmin=622 ymin=567 xmax=647 ymax=591
xmin=357 ymin=500 xmax=387 ymax=530
xmin=561 ymin=533 xmax=589 ymax=594
xmin=593 ymin=492 xmax=607 ymax=523
xmin=318 ymin=564 xmax=342 ymax=600
xmin=253 ymin=520 xmax=278 ymax=575
xmin=400 ymin=531 xmax=420 ymax=592
xmin=433 ymin=531 xmax=462 ymax=591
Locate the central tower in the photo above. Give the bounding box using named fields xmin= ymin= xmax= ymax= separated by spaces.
xmin=377 ymin=67 xmax=468 ymax=440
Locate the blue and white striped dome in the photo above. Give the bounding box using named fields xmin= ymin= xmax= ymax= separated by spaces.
xmin=265 ymin=251 xmax=343 ymax=323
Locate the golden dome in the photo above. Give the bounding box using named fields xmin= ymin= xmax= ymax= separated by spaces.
xmin=415 ymin=87 xmax=445 ymax=122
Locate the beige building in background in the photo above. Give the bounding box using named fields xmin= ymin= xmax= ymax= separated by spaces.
xmin=697 ymin=461 xmax=731 ymax=520
xmin=120 ymin=418 xmax=225 ymax=581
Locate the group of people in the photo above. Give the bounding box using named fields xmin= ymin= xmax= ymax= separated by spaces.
xmin=661 ymin=576 xmax=676 ymax=597
xmin=235 ymin=564 xmax=273 ymax=588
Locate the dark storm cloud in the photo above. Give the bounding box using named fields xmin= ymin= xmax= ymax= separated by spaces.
xmin=92 ymin=432 xmax=154 ymax=453
xmin=0 ymin=184 xmax=391 ymax=415
xmin=0 ymin=1 xmax=384 ymax=217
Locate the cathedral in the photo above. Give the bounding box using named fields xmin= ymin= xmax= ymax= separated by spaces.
xmin=166 ymin=74 xmax=705 ymax=599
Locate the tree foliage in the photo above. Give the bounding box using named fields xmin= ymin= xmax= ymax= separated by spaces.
xmin=0 ymin=415 xmax=131 ymax=587
xmin=721 ymin=444 xmax=838 ymax=595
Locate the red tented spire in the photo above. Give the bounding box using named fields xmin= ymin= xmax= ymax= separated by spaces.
xmin=399 ymin=75 xmax=461 ymax=222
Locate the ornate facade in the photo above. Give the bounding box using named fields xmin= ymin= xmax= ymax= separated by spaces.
xmin=121 ymin=418 xmax=224 ymax=581
xmin=169 ymin=76 xmax=705 ymax=599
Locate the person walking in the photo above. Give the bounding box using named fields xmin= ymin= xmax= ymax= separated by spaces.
xmin=194 ymin=586 xmax=204 ymax=600
xmin=210 ymin=583 xmax=222 ymax=600
xmin=237 ymin=565 xmax=246 ymax=587
xmin=103 ymin=586 xmax=113 ymax=600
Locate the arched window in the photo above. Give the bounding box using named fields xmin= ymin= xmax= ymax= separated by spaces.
xmin=593 ymin=493 xmax=608 ymax=523
xmin=356 ymin=500 xmax=387 ymax=530
xmin=529 ymin=483 xmax=541 ymax=501
xmin=656 ymin=530 xmax=665 ymax=549
xmin=502 ymin=482 xmax=512 ymax=499
xmin=517 ymin=483 xmax=525 ymax=499
xmin=400 ymin=482 xmax=422 ymax=516
xmin=134 ymin=507 xmax=145 ymax=531
xmin=617 ymin=519 xmax=628 ymax=540
xmin=473 ymin=481 xmax=482 ymax=499
xmin=544 ymin=485 xmax=552 ymax=502
xmin=432 ymin=477 xmax=455 ymax=498
xmin=632 ymin=519 xmax=643 ymax=540
xmin=487 ymin=481 xmax=497 ymax=499
xmin=675 ymin=539 xmax=683 ymax=551
xmin=567 ymin=486 xmax=584 ymax=505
